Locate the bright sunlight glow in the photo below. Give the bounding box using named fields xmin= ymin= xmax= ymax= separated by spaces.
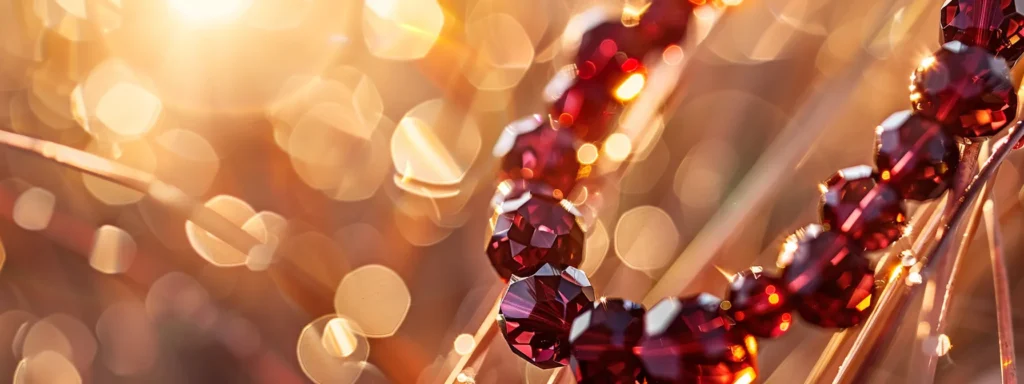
xmin=168 ymin=0 xmax=252 ymax=24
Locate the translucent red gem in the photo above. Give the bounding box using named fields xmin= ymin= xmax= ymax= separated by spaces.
xmin=499 ymin=121 xmax=581 ymax=195
xmin=725 ymin=268 xmax=793 ymax=339
xmin=911 ymin=41 xmax=1017 ymax=138
xmin=569 ymin=299 xmax=646 ymax=383
xmin=874 ymin=111 xmax=960 ymax=202
xmin=635 ymin=294 xmax=758 ymax=383
xmin=576 ymin=22 xmax=648 ymax=86
xmin=820 ymin=165 xmax=907 ymax=251
xmin=780 ymin=225 xmax=876 ymax=328
xmin=487 ymin=193 xmax=584 ymax=280
xmin=552 ymin=81 xmax=623 ymax=142
xmin=941 ymin=0 xmax=1024 ymax=63
xmin=498 ymin=264 xmax=596 ymax=368
xmin=636 ymin=0 xmax=695 ymax=49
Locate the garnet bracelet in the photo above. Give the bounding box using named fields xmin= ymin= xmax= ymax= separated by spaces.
xmin=481 ymin=0 xmax=1024 ymax=383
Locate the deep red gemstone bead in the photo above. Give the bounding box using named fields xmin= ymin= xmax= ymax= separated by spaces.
xmin=552 ymin=81 xmax=623 ymax=142
xmin=498 ymin=264 xmax=596 ymax=369
xmin=780 ymin=225 xmax=877 ymax=328
xmin=499 ymin=120 xmax=581 ymax=195
xmin=487 ymin=193 xmax=585 ymax=281
xmin=569 ymin=299 xmax=646 ymax=384
xmin=911 ymin=41 xmax=1017 ymax=138
xmin=635 ymin=294 xmax=759 ymax=384
xmin=725 ymin=268 xmax=793 ymax=339
xmin=941 ymin=0 xmax=1024 ymax=63
xmin=820 ymin=165 xmax=907 ymax=251
xmin=576 ymin=22 xmax=649 ymax=85
xmin=637 ymin=0 xmax=695 ymax=49
xmin=874 ymin=111 xmax=960 ymax=201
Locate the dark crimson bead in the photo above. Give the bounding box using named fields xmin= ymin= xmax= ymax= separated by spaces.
xmin=820 ymin=165 xmax=907 ymax=251
xmin=498 ymin=264 xmax=596 ymax=368
xmin=910 ymin=41 xmax=1017 ymax=138
xmin=552 ymin=81 xmax=623 ymax=142
xmin=635 ymin=294 xmax=759 ymax=384
xmin=569 ymin=299 xmax=646 ymax=383
xmin=576 ymin=22 xmax=649 ymax=86
xmin=725 ymin=267 xmax=793 ymax=339
xmin=636 ymin=0 xmax=695 ymax=49
xmin=779 ymin=225 xmax=877 ymax=328
xmin=874 ymin=111 xmax=960 ymax=201
xmin=499 ymin=120 xmax=581 ymax=195
xmin=941 ymin=0 xmax=1024 ymax=64
xmin=487 ymin=192 xmax=584 ymax=281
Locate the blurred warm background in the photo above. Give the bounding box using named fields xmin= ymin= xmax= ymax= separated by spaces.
xmin=0 ymin=0 xmax=1021 ymax=383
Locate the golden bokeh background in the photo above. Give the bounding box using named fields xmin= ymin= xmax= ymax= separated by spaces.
xmin=0 ymin=0 xmax=1020 ymax=383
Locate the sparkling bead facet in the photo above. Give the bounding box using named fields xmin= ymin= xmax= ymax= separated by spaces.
xmin=780 ymin=225 xmax=877 ymax=328
xmin=487 ymin=193 xmax=584 ymax=280
xmin=874 ymin=111 xmax=960 ymax=201
xmin=500 ymin=121 xmax=581 ymax=195
xmin=941 ymin=0 xmax=1024 ymax=63
xmin=576 ymin=22 xmax=648 ymax=86
xmin=821 ymin=165 xmax=907 ymax=251
xmin=498 ymin=265 xmax=596 ymax=368
xmin=725 ymin=268 xmax=793 ymax=339
xmin=569 ymin=299 xmax=646 ymax=383
xmin=636 ymin=294 xmax=758 ymax=383
xmin=552 ymin=82 xmax=623 ymax=142
xmin=911 ymin=41 xmax=1017 ymax=138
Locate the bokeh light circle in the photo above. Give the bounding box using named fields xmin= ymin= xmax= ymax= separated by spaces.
xmin=89 ymin=225 xmax=137 ymax=274
xmin=296 ymin=314 xmax=371 ymax=384
xmin=185 ymin=194 xmax=257 ymax=267
xmin=13 ymin=350 xmax=81 ymax=384
xmin=95 ymin=302 xmax=158 ymax=376
xmin=333 ymin=265 xmax=411 ymax=338
xmin=614 ymin=206 xmax=680 ymax=270
xmin=392 ymin=99 xmax=481 ymax=189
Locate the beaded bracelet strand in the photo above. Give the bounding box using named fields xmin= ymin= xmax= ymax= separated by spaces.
xmin=483 ymin=0 xmax=1024 ymax=383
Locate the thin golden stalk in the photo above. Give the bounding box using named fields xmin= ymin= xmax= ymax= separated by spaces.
xmin=983 ymin=178 xmax=1017 ymax=383
xmin=908 ymin=142 xmax=983 ymax=384
xmin=0 ymin=130 xmax=262 ymax=254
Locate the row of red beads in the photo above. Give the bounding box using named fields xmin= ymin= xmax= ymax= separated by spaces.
xmin=486 ymin=0 xmax=694 ymax=282
xmin=485 ymin=1 xmax=1023 ymax=383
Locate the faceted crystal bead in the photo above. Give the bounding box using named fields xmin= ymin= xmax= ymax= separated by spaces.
xmin=911 ymin=41 xmax=1017 ymax=138
xmin=498 ymin=264 xmax=596 ymax=368
xmin=874 ymin=111 xmax=960 ymax=201
xmin=820 ymin=165 xmax=907 ymax=251
xmin=636 ymin=0 xmax=695 ymax=49
xmin=941 ymin=0 xmax=1024 ymax=64
xmin=552 ymin=81 xmax=623 ymax=142
xmin=487 ymin=193 xmax=585 ymax=280
xmin=725 ymin=268 xmax=793 ymax=339
xmin=635 ymin=294 xmax=759 ymax=384
xmin=569 ymin=299 xmax=646 ymax=383
xmin=499 ymin=121 xmax=581 ymax=195
xmin=780 ymin=225 xmax=877 ymax=328
xmin=576 ymin=22 xmax=648 ymax=86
